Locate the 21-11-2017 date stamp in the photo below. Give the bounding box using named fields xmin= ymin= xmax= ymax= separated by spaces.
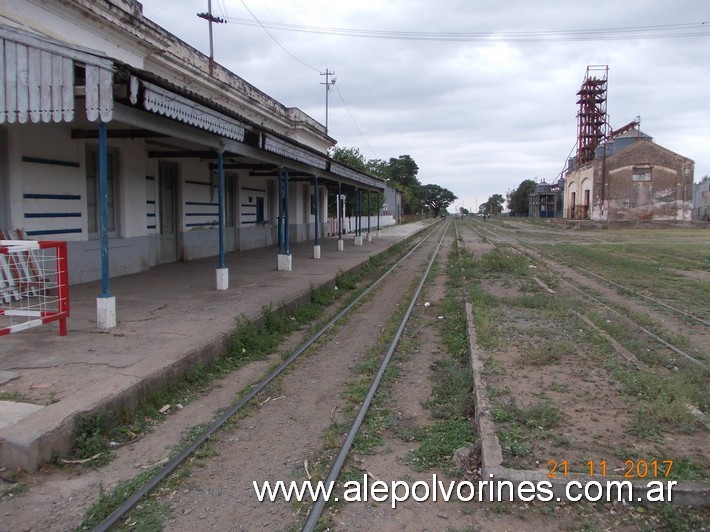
xmin=547 ymin=459 xmax=674 ymax=479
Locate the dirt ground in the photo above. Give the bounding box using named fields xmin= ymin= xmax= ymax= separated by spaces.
xmin=1 ymin=221 xmax=707 ymax=531
xmin=458 ymin=221 xmax=708 ymax=469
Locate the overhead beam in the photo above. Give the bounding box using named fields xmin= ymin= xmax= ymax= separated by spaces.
xmin=148 ymin=150 xmax=220 ymax=159
xmin=214 ymin=163 xmax=277 ymax=170
xmin=113 ymin=103 xmax=385 ymax=191
xmin=72 ymin=128 xmax=169 ymax=139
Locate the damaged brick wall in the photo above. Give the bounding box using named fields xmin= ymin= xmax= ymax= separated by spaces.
xmin=595 ymin=140 xmax=694 ymax=222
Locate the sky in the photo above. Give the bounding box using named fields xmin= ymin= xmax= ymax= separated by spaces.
xmin=146 ymin=0 xmax=709 ymax=213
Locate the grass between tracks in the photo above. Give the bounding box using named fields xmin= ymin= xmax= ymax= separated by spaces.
xmin=466 ymin=219 xmax=708 ymax=462
xmin=296 ymin=237 xmax=481 ymax=530
xmin=68 ymin=236 xmax=416 ymax=465
xmin=73 ymin=234 xmax=423 ymax=530
xmin=460 ymin=218 xmax=709 ymax=529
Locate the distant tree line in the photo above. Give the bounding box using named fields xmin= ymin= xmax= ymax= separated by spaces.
xmin=331 ymin=147 xmax=457 ymax=217
xmin=476 ymin=179 xmax=537 ymax=217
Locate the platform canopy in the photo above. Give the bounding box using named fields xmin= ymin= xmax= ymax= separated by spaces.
xmin=0 ymin=24 xmax=114 ymax=124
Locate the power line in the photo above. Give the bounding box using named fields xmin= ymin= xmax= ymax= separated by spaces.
xmin=224 ymin=18 xmax=709 ymax=42
xmin=238 ymin=1 xmax=371 ymax=149
xmin=239 ymin=0 xmax=320 ymax=72
xmin=333 ymin=84 xmax=377 ymax=159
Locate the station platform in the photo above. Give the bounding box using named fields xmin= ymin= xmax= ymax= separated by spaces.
xmin=0 ymin=221 xmax=432 ymax=471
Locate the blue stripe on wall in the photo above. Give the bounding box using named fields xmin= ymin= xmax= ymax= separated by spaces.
xmin=24 ymin=193 xmax=81 ymax=200
xmin=186 ymin=222 xmax=218 ymax=227
xmin=25 ymin=228 xmax=82 ymax=236
xmin=24 ymin=212 xmax=81 ymax=218
xmin=22 ymin=156 xmax=80 ymax=168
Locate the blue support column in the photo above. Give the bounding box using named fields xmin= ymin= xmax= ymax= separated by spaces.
xmin=313 ymin=175 xmax=321 ymax=259
xmin=98 ymin=121 xmax=110 ymax=298
xmin=277 ymin=169 xmax=283 ymax=254
xmin=338 ymin=181 xmax=342 ymax=241
xmin=355 ymin=188 xmax=360 ymax=236
xmin=96 ymin=121 xmax=115 ymax=329
xmin=217 ymin=151 xmax=225 ymax=269
xmin=354 ymin=188 xmax=363 ymax=246
xmin=358 ymin=189 xmax=362 ymax=235
xmin=216 ymin=150 xmax=228 ymax=289
xmin=377 ymin=191 xmax=381 ymax=232
xmin=277 ymin=168 xmax=292 ymax=270
xmin=284 ymin=170 xmax=290 ymax=255
xmin=314 ymin=176 xmax=319 ymax=245
xmin=367 ymin=190 xmax=371 ymax=235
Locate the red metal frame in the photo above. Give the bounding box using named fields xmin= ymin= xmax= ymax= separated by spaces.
xmin=0 ymin=240 xmax=70 ymax=336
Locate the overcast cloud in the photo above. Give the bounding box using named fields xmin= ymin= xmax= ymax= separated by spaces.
xmin=147 ymin=0 xmax=709 ymax=212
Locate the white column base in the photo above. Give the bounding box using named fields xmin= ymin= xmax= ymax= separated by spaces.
xmin=216 ymin=267 xmax=229 ymax=290
xmin=354 ymin=235 xmax=364 ymax=246
xmin=377 ymin=230 xmax=381 ymax=238
xmin=313 ymin=245 xmax=321 ymax=259
xmin=337 ymin=239 xmax=344 ymax=251
xmin=97 ymin=296 xmax=116 ymax=330
xmin=278 ymin=253 xmax=293 ymax=271
xmin=367 ymin=232 xmax=373 ymax=242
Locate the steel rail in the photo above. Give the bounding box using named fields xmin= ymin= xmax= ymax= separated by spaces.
xmin=467 ymin=221 xmax=707 ymax=369
xmin=474 ymin=221 xmax=709 ymax=326
xmin=302 ymin=219 xmax=449 ymax=531
xmin=93 ymin=220 xmax=445 ymax=531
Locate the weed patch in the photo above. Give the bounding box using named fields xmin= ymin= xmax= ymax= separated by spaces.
xmin=404 ymin=417 xmax=477 ymax=474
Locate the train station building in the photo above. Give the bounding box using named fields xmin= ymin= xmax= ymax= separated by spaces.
xmin=0 ymin=0 xmax=386 ymax=329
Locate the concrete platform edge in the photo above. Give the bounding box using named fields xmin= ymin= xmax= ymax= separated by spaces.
xmin=0 ymin=257 xmax=366 ymax=472
xmin=465 ymin=302 xmax=710 ymax=506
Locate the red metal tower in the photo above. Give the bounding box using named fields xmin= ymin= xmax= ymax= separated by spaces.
xmin=576 ymin=65 xmax=608 ymax=165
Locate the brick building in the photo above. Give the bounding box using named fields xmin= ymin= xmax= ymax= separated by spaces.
xmin=564 ymin=127 xmax=694 ymax=222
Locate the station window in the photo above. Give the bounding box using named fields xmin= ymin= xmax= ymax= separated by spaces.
xmin=632 ymin=166 xmax=652 ymax=182
xmin=85 ymin=145 xmax=119 ymax=235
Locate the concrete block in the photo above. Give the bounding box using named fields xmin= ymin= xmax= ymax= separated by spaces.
xmin=0 ymin=371 xmax=19 ymax=385
xmin=367 ymin=232 xmax=373 ymax=242
xmin=313 ymin=245 xmax=321 ymax=259
xmin=354 ymin=235 xmax=363 ymax=246
xmin=216 ymin=267 xmax=229 ymax=290
xmin=337 ymin=239 xmax=344 ymax=251
xmin=0 ymin=401 xmax=43 ymax=430
xmin=277 ymin=253 xmax=292 ymax=271
xmin=96 ymin=296 xmax=116 ymax=329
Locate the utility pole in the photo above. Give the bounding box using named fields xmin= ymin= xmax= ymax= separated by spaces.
xmin=197 ymin=0 xmax=225 ymax=76
xmin=320 ymin=69 xmax=336 ymax=134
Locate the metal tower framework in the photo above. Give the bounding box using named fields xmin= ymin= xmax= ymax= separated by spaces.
xmin=576 ymin=65 xmax=608 ymax=165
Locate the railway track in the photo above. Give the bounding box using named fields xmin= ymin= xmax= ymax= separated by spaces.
xmin=476 ymin=221 xmax=709 ymax=327
xmin=93 ymin=219 xmax=451 ymax=531
xmin=465 ymin=219 xmax=708 ymax=369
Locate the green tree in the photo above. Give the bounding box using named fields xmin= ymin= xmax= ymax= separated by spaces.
xmin=330 ymin=146 xmax=367 ymax=171
xmin=383 ymin=155 xmax=422 ymax=213
xmin=384 ymin=155 xmax=420 ymax=189
xmin=420 ymin=184 xmax=457 ymax=217
xmin=366 ymin=158 xmax=388 ymax=180
xmin=330 ymin=146 xmax=385 ymax=216
xmin=459 ymin=207 xmax=469 ymax=216
xmin=478 ymin=194 xmax=505 ymax=216
xmin=507 ymin=179 xmax=536 ymax=216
